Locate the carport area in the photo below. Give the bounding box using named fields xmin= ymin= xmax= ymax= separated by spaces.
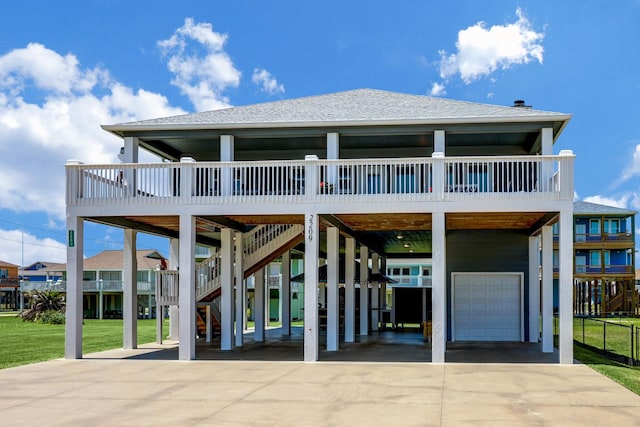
xmin=1 ymin=341 xmax=638 ymax=426
xmin=136 ymin=327 xmax=559 ymax=364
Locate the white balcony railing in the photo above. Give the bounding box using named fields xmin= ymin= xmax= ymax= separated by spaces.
xmin=67 ymin=153 xmax=574 ymax=207
xmin=387 ymin=275 xmax=433 ymax=288
xmin=20 ymin=280 xmax=155 ymax=293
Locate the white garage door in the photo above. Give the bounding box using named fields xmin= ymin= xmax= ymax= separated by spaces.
xmin=453 ymin=273 xmax=523 ymax=341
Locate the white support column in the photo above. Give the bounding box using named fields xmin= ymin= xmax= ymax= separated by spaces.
xmin=205 ymin=304 xmax=212 ymax=343
xmin=281 ymin=251 xmax=291 ymax=336
xmin=432 ymin=211 xmax=446 ymax=363
xmin=541 ymin=127 xmax=553 ymax=155
xmin=327 ymin=132 xmax=339 ymax=189
xmin=541 ymin=225 xmax=554 ymax=353
xmin=371 ymin=253 xmax=379 ymax=332
xmin=156 ymin=302 xmax=163 ymax=344
xmin=221 ymin=228 xmax=234 ymax=350
xmin=359 ymin=245 xmax=369 ymax=336
xmin=65 ymin=216 xmax=84 ymax=359
xmin=327 ymin=227 xmax=339 ymax=351
xmin=178 ymin=215 xmax=196 ymax=360
xmin=221 ymin=135 xmax=234 ymax=196
xmin=235 ymin=231 xmax=245 ymax=347
xmin=344 ymin=237 xmax=356 ymax=342
xmin=381 ymin=257 xmax=387 ymax=327
xmin=304 ymin=212 xmax=320 ymax=361
xmin=434 ymin=130 xmax=445 ymax=154
xmin=123 ymin=137 xmax=139 ymax=198
xmin=254 ymin=268 xmax=265 ymax=342
xmin=529 ymin=235 xmax=541 ymax=343
xmin=168 ymin=238 xmax=179 ymax=341
xmin=558 ymin=208 xmax=574 ymax=364
xmin=123 ymin=229 xmax=138 ymax=350
xmin=123 ymin=136 xmax=139 ymax=163
xmin=432 ymin=152 xmax=445 ymax=200
xmin=98 ymin=288 xmax=103 ymax=320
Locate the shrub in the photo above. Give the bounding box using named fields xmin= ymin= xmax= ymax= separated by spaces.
xmin=36 ymin=310 xmax=66 ymax=325
xmin=21 ymin=290 xmax=66 ymax=323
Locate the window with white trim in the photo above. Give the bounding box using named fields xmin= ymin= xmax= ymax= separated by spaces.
xmin=604 ymin=219 xmax=620 ymax=234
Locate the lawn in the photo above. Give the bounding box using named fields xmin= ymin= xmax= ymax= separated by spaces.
xmin=0 ymin=315 xmax=168 ymax=370
xmin=572 ymin=317 xmax=637 ymax=361
xmin=574 ymin=344 xmax=640 ymax=395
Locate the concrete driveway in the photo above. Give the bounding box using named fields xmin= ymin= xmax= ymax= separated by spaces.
xmin=1 ymin=343 xmax=640 ymax=426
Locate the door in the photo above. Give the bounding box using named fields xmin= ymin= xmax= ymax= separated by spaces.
xmin=452 ymin=273 xmax=523 ymax=341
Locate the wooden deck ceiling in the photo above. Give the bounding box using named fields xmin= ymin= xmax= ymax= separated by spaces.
xmin=89 ymin=211 xmax=555 ymax=258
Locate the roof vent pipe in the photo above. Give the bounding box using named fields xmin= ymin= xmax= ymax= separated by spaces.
xmin=512 ymin=100 xmax=531 ymax=108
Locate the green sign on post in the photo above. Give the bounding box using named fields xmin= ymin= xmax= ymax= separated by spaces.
xmin=68 ymin=230 xmax=75 ymax=247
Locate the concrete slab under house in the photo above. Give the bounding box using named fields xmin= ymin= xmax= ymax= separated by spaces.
xmin=63 ymin=88 xmax=575 ymax=363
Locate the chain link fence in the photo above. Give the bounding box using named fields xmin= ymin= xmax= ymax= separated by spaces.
xmin=571 ymin=317 xmax=637 ymax=365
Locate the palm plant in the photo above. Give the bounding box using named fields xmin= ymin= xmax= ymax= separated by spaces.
xmin=21 ymin=290 xmax=66 ymax=323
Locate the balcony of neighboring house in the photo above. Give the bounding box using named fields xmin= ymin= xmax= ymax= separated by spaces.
xmin=0 ymin=277 xmax=20 ymax=287
xmin=66 ymin=153 xmax=574 ymax=210
xmin=21 ymin=280 xmax=156 ymax=294
xmin=387 ymin=274 xmax=433 ymax=288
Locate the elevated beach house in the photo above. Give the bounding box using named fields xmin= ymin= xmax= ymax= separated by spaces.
xmin=64 ymin=89 xmax=574 ymax=363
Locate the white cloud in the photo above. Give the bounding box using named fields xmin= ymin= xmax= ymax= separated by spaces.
xmin=433 ymin=8 xmax=544 ymax=90
xmin=158 ymin=18 xmax=241 ymax=111
xmin=0 ymin=42 xmax=109 ymax=95
xmin=252 ymin=68 xmax=285 ymax=95
xmin=429 ymin=82 xmax=446 ymax=96
xmin=616 ymin=143 xmax=640 ymax=185
xmin=583 ymin=194 xmax=631 ymax=209
xmin=0 ymin=229 xmax=66 ymax=266
xmin=0 ymin=43 xmax=185 ymax=221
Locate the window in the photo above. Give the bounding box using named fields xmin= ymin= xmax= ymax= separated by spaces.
xmin=575 ymin=224 xmax=586 ymax=241
xmin=604 ymin=219 xmax=620 ymax=234
xmin=137 ymin=271 xmax=149 ymax=282
xmin=553 ymin=250 xmax=559 ymax=268
xmin=575 ymin=256 xmax=586 ymax=273
xmin=388 ymin=267 xmax=410 ymax=276
xmin=590 ymin=251 xmax=601 ymax=266
xmin=100 ymin=271 xmax=122 ymax=281
xmin=589 ymin=219 xmax=601 ymax=235
xmin=604 ymin=250 xmax=611 ymax=267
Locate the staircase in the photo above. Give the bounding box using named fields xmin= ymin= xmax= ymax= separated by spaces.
xmin=603 ymin=288 xmax=640 ymax=315
xmin=196 ymin=301 xmax=221 ymax=339
xmin=156 ymin=223 xmax=303 ymax=306
xmin=194 ymin=224 xmax=304 ymax=302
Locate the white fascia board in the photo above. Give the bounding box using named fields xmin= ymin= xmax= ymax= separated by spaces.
xmin=101 ymin=114 xmax=573 ymax=136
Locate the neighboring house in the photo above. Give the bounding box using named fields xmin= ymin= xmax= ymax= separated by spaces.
xmin=0 ymin=260 xmax=19 ymax=311
xmin=64 ymin=88 xmax=575 ymax=363
xmin=19 ymin=261 xmax=66 ymax=283
xmin=558 ymin=201 xmax=637 ymax=316
xmin=24 ymin=250 xmax=166 ymax=319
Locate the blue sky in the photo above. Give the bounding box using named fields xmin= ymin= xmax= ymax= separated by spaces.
xmin=0 ymin=0 xmax=639 ymax=265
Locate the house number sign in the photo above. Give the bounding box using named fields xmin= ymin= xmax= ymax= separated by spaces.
xmin=68 ymin=230 xmax=75 ymax=247
xmin=307 ymin=215 xmax=314 ymax=241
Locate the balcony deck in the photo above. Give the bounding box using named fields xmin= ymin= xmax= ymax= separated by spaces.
xmin=66 ymin=154 xmax=574 ymax=211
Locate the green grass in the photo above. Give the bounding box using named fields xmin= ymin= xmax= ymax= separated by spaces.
xmin=573 ymin=317 xmax=636 ymax=360
xmin=574 ymin=344 xmax=640 ymax=395
xmin=0 ymin=315 xmax=169 ymax=370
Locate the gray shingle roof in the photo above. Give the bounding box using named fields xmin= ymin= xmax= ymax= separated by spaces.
xmin=104 ymin=88 xmax=570 ymax=130
xmin=573 ymin=201 xmax=637 ymax=216
xmin=45 ymin=250 xmax=166 ymax=271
